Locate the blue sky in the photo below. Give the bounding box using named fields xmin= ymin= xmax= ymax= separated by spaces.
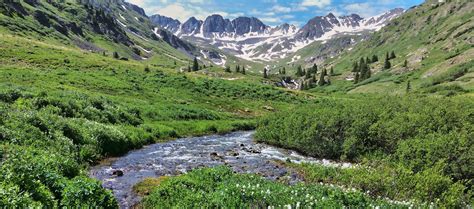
xmin=128 ymin=0 xmax=424 ymax=26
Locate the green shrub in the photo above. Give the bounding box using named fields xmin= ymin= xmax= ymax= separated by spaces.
xmin=143 ymin=166 xmax=401 ymax=208
xmin=256 ymin=96 xmax=472 ymax=161
xmin=0 ymin=181 xmax=42 ymax=208
xmin=395 ymin=130 xmax=473 ymax=182
xmin=256 ymin=96 xmax=473 ymax=205
xmin=0 ymin=89 xmax=27 ymax=103
xmin=0 ymin=145 xmax=79 ymax=207
xmin=60 ymin=176 xmax=117 ymax=208
xmin=92 ymin=124 xmax=130 ymax=157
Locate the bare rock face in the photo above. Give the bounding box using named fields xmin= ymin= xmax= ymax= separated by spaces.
xmin=150 ymin=14 xmax=181 ymax=33
xmin=148 ymin=8 xmax=404 ymax=63
xmin=180 ymin=17 xmax=202 ymax=35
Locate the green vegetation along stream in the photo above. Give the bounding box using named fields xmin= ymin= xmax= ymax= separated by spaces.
xmin=89 ymin=131 xmax=354 ymax=208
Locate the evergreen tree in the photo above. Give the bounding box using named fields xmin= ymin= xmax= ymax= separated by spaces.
xmin=359 ymin=58 xmax=369 ymax=79
xmin=329 ymin=67 xmax=334 ymax=76
xmin=359 ymin=58 xmax=365 ymax=71
xmin=308 ymin=79 xmax=314 ymax=89
xmin=352 ymin=62 xmax=359 ymax=72
xmin=300 ymin=81 xmax=306 ymax=90
xmin=242 ymin=66 xmax=246 ymax=75
xmin=403 ymin=60 xmax=408 ymax=68
xmin=390 ymin=51 xmax=396 ymax=59
xmin=384 ymin=58 xmax=391 ymax=70
xmin=318 ymin=69 xmax=327 ymax=86
xmin=174 ymin=61 xmax=177 ymax=65
xmin=282 ymin=67 xmax=286 ymax=75
xmin=385 ymin=52 xmax=390 ymax=61
xmin=312 ymin=74 xmax=317 ymax=83
xmin=296 ymin=65 xmax=303 ymax=77
xmin=311 ymin=64 xmax=318 ymax=74
xmin=305 ymin=70 xmax=311 ymax=79
xmin=263 ymin=68 xmax=268 ymax=79
xmin=406 ymin=80 xmax=411 ymax=93
xmin=192 ymin=57 xmax=199 ymax=71
xmin=366 ymin=57 xmax=371 ymax=64
xmin=372 ymin=55 xmax=378 ymax=63
xmin=235 ymin=65 xmax=240 ymax=73
xmin=113 ymin=52 xmax=119 ymax=59
xmin=225 ymin=66 xmax=231 ymax=73
xmin=187 ymin=65 xmax=191 ymax=72
xmin=354 ymin=72 xmax=360 ymax=84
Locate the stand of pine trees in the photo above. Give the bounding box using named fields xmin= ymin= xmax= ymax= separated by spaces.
xmin=351 ymin=51 xmax=399 ymax=84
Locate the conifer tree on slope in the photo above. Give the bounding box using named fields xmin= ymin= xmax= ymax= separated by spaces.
xmin=296 ymin=65 xmax=303 ymax=77
xmin=193 ymin=57 xmax=199 ymax=71
xmin=384 ymin=57 xmax=392 ymax=70
xmin=372 ymin=55 xmax=378 ymax=63
xmin=312 ymin=64 xmax=318 ymax=74
xmin=318 ymin=69 xmax=327 ymax=86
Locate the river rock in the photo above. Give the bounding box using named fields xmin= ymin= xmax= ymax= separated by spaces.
xmin=112 ymin=170 xmax=124 ymax=177
xmin=210 ymin=152 xmax=224 ymax=161
xmin=227 ymin=151 xmax=239 ymax=156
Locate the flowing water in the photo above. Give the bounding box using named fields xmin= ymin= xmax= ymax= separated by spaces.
xmin=89 ymin=131 xmax=351 ymax=208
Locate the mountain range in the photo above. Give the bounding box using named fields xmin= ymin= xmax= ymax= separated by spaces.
xmin=150 ymin=8 xmax=404 ymax=63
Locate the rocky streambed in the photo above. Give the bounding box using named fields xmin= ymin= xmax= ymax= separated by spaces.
xmin=89 ymin=131 xmax=351 ymax=208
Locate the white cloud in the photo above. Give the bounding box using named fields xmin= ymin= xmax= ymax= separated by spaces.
xmin=188 ymin=0 xmax=205 ymax=3
xmin=152 ymin=3 xmax=203 ymax=21
xmin=150 ymin=3 xmax=246 ymax=21
xmin=127 ymin=0 xmax=145 ymax=6
xmin=343 ymin=3 xmax=389 ymax=17
xmin=259 ymin=17 xmax=283 ymax=24
xmin=271 ymin=5 xmax=291 ymax=13
xmin=300 ymin=0 xmax=331 ymax=8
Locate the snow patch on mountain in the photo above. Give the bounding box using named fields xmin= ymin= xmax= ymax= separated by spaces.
xmin=151 ymin=8 xmax=404 ymax=64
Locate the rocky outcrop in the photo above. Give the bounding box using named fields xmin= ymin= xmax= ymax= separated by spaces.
xmin=181 ymin=17 xmax=202 ymax=35
xmin=150 ymin=14 xmax=181 ymax=33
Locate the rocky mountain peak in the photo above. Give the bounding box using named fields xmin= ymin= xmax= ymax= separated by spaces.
xmin=232 ymin=16 xmax=268 ymax=35
xmin=202 ymin=14 xmax=233 ymax=34
xmin=150 ymin=14 xmax=181 ymax=33
xmin=181 ymin=17 xmax=203 ymax=35
xmin=123 ymin=2 xmax=146 ymax=17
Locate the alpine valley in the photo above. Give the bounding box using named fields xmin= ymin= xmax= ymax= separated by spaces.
xmin=0 ymin=0 xmax=472 ymax=208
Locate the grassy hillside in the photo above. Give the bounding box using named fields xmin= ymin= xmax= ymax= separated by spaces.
xmin=0 ymin=8 xmax=309 ymax=206
xmin=313 ymin=0 xmax=473 ymax=95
